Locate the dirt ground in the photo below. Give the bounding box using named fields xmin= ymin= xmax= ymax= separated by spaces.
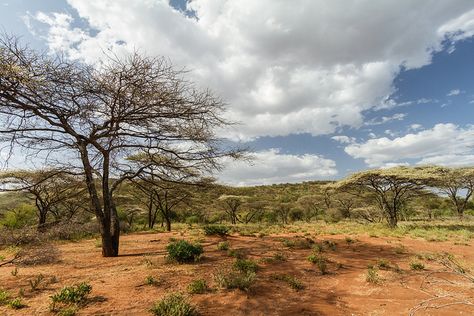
xmin=1 ymin=230 xmax=473 ymax=316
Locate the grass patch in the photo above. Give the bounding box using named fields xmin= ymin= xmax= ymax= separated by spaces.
xmin=187 ymin=279 xmax=208 ymax=294
xmin=150 ymin=293 xmax=197 ymax=316
xmin=307 ymin=253 xmax=328 ymax=275
xmin=50 ymin=282 xmax=92 ymax=313
xmin=214 ymin=268 xmax=256 ymax=291
xmin=410 ymin=261 xmax=425 ymax=271
xmin=366 ymin=266 xmax=381 ymax=284
xmin=271 ymin=274 xmax=305 ymax=291
xmin=217 ymin=241 xmax=229 ymax=251
xmin=233 ymin=258 xmax=259 ymax=274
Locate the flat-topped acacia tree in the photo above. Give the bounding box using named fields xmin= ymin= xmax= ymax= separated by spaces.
xmin=0 ymin=36 xmax=242 ymax=257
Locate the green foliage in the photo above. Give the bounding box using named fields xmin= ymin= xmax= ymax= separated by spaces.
xmin=0 ymin=204 xmax=36 ymax=229
xmin=187 ymin=279 xmax=208 ymax=294
xmin=366 ymin=266 xmax=380 ymax=284
xmin=217 ymin=241 xmax=229 ymax=251
xmin=214 ymin=269 xmax=256 ymax=291
xmin=29 ymin=273 xmax=45 ymax=291
xmin=166 ymin=240 xmax=203 ymax=263
xmin=150 ymin=293 xmax=197 ymax=316
xmin=203 ymin=225 xmax=230 ymax=236
xmin=410 ymin=261 xmax=425 ymax=271
xmin=282 ymin=237 xmax=313 ymax=249
xmin=227 ymin=248 xmax=246 ymax=259
xmin=8 ymin=298 xmax=25 ymax=309
xmin=376 ymin=259 xmax=391 ymax=269
xmin=307 ymin=253 xmax=328 ymax=274
xmin=50 ymin=282 xmax=92 ymax=311
xmin=233 ymin=259 xmax=259 ymax=274
xmin=185 ymin=216 xmax=200 ymax=225
xmin=0 ymin=289 xmax=10 ymax=305
xmin=57 ymin=306 xmax=78 ymax=316
xmin=145 ymin=276 xmax=162 ymax=286
xmin=271 ymin=274 xmax=304 ymax=291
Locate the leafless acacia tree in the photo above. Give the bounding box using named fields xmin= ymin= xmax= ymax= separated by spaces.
xmin=0 ymin=35 xmax=242 ymax=256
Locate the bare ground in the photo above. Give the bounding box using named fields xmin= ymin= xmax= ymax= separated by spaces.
xmin=1 ymin=230 xmax=473 ymax=315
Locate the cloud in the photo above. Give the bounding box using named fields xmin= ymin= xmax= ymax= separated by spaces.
xmin=218 ymin=149 xmax=337 ymax=186
xmin=409 ymin=124 xmax=423 ymax=131
xmin=365 ymin=113 xmax=406 ymax=126
xmin=344 ymin=123 xmax=474 ymax=167
xmin=447 ymin=89 xmax=461 ymax=96
xmin=331 ymin=135 xmax=356 ymax=144
xmin=24 ymin=0 xmax=474 ymax=140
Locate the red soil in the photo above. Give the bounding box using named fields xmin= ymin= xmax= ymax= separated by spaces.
xmin=1 ymin=231 xmax=473 ymax=315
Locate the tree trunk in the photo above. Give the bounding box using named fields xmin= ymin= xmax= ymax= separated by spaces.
xmin=165 ymin=217 xmax=171 ymax=232
xmin=37 ymin=210 xmax=47 ymax=231
xmin=99 ymin=209 xmax=120 ymax=257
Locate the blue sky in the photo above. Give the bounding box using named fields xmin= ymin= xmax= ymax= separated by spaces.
xmin=1 ymin=1 xmax=474 ymax=185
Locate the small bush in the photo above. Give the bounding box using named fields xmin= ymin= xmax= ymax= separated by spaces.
xmin=366 ymin=266 xmax=380 ymax=284
xmin=8 ymin=298 xmax=25 ymax=309
xmin=376 ymin=259 xmax=391 ymax=270
xmin=214 ymin=269 xmax=256 ymax=291
xmin=345 ymin=237 xmax=356 ymax=244
xmin=233 ymin=259 xmax=259 ymax=274
xmin=227 ymin=248 xmax=246 ymax=259
xmin=410 ymin=261 xmax=425 ymax=271
xmin=322 ymin=240 xmax=337 ymax=251
xmin=11 ymin=267 xmax=18 ymax=276
xmin=150 ymin=293 xmax=197 ymax=316
xmin=307 ymin=253 xmax=328 ymax=275
xmin=29 ymin=273 xmax=45 ymax=291
xmin=271 ymin=274 xmax=304 ymax=291
xmin=0 ymin=289 xmax=10 ymax=305
xmin=50 ymin=282 xmax=92 ymax=311
xmin=166 ymin=240 xmax=203 ymax=264
xmin=282 ymin=238 xmax=313 ymax=249
xmin=187 ymin=279 xmax=208 ymax=294
xmin=203 ymin=225 xmax=230 ymax=236
xmin=57 ymin=306 xmax=78 ymax=316
xmin=217 ymin=241 xmax=229 ymax=251
xmin=145 ymin=276 xmax=162 ymax=286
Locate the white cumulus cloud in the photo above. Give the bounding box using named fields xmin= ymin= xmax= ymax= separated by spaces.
xmin=218 ymin=149 xmax=337 ymax=186
xmin=345 ymin=123 xmax=474 ymax=167
xmin=24 ymin=0 xmax=474 ymax=140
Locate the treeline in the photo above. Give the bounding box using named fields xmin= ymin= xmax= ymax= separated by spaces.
xmin=1 ymin=166 xmax=472 ymax=234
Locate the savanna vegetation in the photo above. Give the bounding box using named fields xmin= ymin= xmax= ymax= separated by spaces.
xmin=1 ymin=36 xmax=474 ymax=315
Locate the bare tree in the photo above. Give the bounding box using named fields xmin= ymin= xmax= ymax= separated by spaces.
xmin=0 ymin=36 xmax=242 ymax=256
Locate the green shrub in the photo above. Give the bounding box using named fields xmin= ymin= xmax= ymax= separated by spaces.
xmin=410 ymin=261 xmax=425 ymax=271
xmin=214 ymin=269 xmax=256 ymax=291
xmin=150 ymin=293 xmax=197 ymax=316
xmin=217 ymin=241 xmax=229 ymax=251
xmin=0 ymin=289 xmax=10 ymax=305
xmin=187 ymin=279 xmax=208 ymax=294
xmin=145 ymin=276 xmax=162 ymax=286
xmin=185 ymin=216 xmax=200 ymax=225
xmin=203 ymin=225 xmax=230 ymax=236
xmin=0 ymin=204 xmax=36 ymax=229
xmin=57 ymin=306 xmax=78 ymax=316
xmin=29 ymin=273 xmax=45 ymax=291
xmin=307 ymin=253 xmax=328 ymax=274
xmin=233 ymin=259 xmax=259 ymax=274
xmin=376 ymin=259 xmax=391 ymax=269
xmin=271 ymin=274 xmax=304 ymax=291
xmin=282 ymin=238 xmax=313 ymax=249
xmin=366 ymin=266 xmax=380 ymax=284
xmin=50 ymin=282 xmax=92 ymax=311
xmin=166 ymin=240 xmax=203 ymax=263
xmin=8 ymin=298 xmax=25 ymax=309
xmin=227 ymin=248 xmax=245 ymax=259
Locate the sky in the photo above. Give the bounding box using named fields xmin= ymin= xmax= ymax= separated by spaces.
xmin=1 ymin=0 xmax=474 ymax=186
